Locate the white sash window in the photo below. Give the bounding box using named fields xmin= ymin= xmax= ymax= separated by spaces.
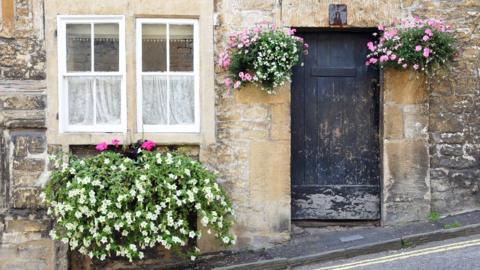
xmin=136 ymin=19 xmax=200 ymax=133
xmin=57 ymin=16 xmax=126 ymax=132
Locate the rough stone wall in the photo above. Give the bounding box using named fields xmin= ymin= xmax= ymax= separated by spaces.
xmin=0 ymin=0 xmax=46 ymax=79
xmin=200 ymin=0 xmax=292 ymax=250
xmin=409 ymin=0 xmax=480 ymax=215
xmin=0 ymin=1 xmax=59 ymax=269
xmin=383 ymin=70 xmax=430 ymax=224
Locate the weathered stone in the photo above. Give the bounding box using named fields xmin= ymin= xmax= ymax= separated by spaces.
xmin=438 ymin=144 xmax=464 ymax=156
xmin=1 ymin=95 xmax=46 ymax=110
xmin=5 ymin=219 xmax=49 ymax=233
xmin=0 ymin=110 xmax=46 ymax=128
xmin=383 ymin=140 xmax=430 ymax=223
xmin=11 ymin=188 xmax=44 ymax=209
xmin=384 ymin=69 xmax=427 ymax=105
xmin=383 ymin=105 xmax=403 ymax=139
xmin=403 ymin=104 xmax=428 ymax=139
xmin=13 ymin=158 xmax=45 ymax=171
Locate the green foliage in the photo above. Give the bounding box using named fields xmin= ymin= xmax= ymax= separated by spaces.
xmin=443 ymin=221 xmax=461 ymax=229
xmin=428 ymin=211 xmax=441 ymax=222
xmin=43 ymin=150 xmax=235 ymax=262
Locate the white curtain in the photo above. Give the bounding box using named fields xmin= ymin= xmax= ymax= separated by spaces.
xmin=142 ymin=75 xmax=168 ymax=125
xmin=67 ymin=77 xmax=94 ymax=125
xmin=96 ymin=76 xmax=122 ymax=124
xmin=169 ymin=75 xmax=194 ymax=125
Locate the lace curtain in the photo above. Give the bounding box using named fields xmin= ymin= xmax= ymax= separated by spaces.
xmin=67 ymin=76 xmax=121 ymax=126
xmin=142 ymin=75 xmax=194 ymax=126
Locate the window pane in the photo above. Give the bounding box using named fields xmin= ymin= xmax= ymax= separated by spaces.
xmin=142 ymin=75 xmax=167 ymax=125
xmin=169 ymin=24 xmax=194 ymax=72
xmin=169 ymin=75 xmax=194 ymax=124
xmin=67 ymin=77 xmax=94 ymax=125
xmin=96 ymin=76 xmax=122 ymax=124
xmin=66 ymin=24 xmax=91 ymax=72
xmin=142 ymin=24 xmax=166 ymax=72
xmin=94 ymin=24 xmax=119 ymax=71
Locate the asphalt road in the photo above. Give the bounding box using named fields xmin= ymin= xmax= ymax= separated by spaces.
xmin=293 ymin=234 xmax=480 ymax=270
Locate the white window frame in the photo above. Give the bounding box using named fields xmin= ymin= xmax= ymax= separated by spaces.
xmin=57 ymin=15 xmax=127 ymax=133
xmin=136 ymin=18 xmax=200 ymax=133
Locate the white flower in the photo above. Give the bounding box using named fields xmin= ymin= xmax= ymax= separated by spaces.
xmin=189 ymin=231 xmax=196 ymax=238
xmin=201 ymin=216 xmax=209 ymax=226
xmin=190 ymin=256 xmax=196 ymax=261
xmin=119 ymin=164 xmax=127 ymax=171
xmin=222 ymin=236 xmax=230 ymax=244
xmin=104 ymin=158 xmax=110 ymax=165
xmin=184 ymin=169 xmax=191 ymax=176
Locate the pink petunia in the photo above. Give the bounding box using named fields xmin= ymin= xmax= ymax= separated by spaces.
xmin=111 ymin=139 xmax=120 ymax=147
xmin=422 ymin=35 xmax=430 ymax=41
xmin=402 ymin=64 xmax=408 ymax=69
xmin=218 ymin=52 xmax=231 ymax=69
xmin=287 ymin=28 xmax=297 ymax=36
xmin=367 ymin=42 xmax=376 ymax=52
xmin=413 ymin=64 xmax=419 ymax=70
xmin=233 ymin=81 xmax=241 ymax=89
xmin=415 ymin=45 xmax=422 ymax=51
xmin=379 ymin=55 xmax=389 ymax=63
xmin=423 ymin=47 xmax=430 ymax=58
xmin=378 ymin=24 xmax=384 ymax=31
xmin=244 ymin=73 xmax=252 ymax=81
xmin=224 ymin=78 xmax=232 ymax=87
xmin=141 ymin=140 xmax=156 ymax=151
xmin=390 ymin=54 xmax=397 ymax=61
xmin=369 ymin=58 xmax=378 ymax=64
xmin=425 ymin=28 xmax=433 ymax=37
xmin=96 ymin=142 xmax=108 ymax=152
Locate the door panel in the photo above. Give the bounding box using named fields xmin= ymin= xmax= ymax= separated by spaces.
xmin=291 ymin=31 xmax=380 ymax=220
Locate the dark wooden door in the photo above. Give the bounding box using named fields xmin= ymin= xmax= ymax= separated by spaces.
xmin=291 ymin=31 xmax=380 ymax=220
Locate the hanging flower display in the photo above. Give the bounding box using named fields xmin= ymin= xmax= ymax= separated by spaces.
xmin=366 ymin=17 xmax=456 ymax=75
xmin=218 ymin=23 xmax=308 ymax=94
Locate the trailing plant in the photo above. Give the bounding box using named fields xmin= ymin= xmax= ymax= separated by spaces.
xmin=218 ymin=23 xmax=308 ymax=94
xmin=42 ymin=139 xmax=235 ymax=262
xmin=366 ymin=17 xmax=456 ymax=76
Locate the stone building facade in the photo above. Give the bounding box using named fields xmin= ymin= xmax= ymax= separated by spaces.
xmin=0 ymin=0 xmax=479 ymax=269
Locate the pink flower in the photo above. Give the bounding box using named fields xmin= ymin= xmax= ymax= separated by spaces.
xmin=224 ymin=78 xmax=232 ymax=87
xmin=425 ymin=28 xmax=433 ymax=37
xmin=423 ymin=47 xmax=430 ymax=58
xmin=141 ymin=140 xmax=156 ymax=151
xmin=367 ymin=42 xmax=376 ymax=52
xmin=96 ymin=142 xmax=108 ymax=152
xmin=378 ymin=24 xmax=384 ymax=31
xmin=422 ymin=35 xmax=430 ymax=41
xmin=287 ymin=28 xmax=297 ymax=36
xmin=369 ymin=57 xmax=378 ymax=64
xmin=379 ymin=55 xmax=389 ymax=63
xmin=386 ymin=50 xmax=392 ymax=56
xmin=304 ymin=43 xmax=309 ymax=49
xmin=413 ymin=64 xmax=419 ymax=70
xmin=415 ymin=45 xmax=422 ymax=51
xmin=218 ymin=52 xmax=231 ymax=69
xmin=402 ymin=64 xmax=408 ymax=69
xmin=390 ymin=54 xmax=397 ymax=61
xmin=244 ymin=73 xmax=252 ymax=81
xmin=233 ymin=81 xmax=241 ymax=89
xmin=111 ymin=139 xmax=120 ymax=147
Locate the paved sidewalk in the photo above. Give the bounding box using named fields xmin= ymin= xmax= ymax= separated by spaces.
xmin=129 ymin=210 xmax=480 ymax=270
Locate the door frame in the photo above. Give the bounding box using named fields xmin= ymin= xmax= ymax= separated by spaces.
xmin=290 ymin=27 xmax=384 ymax=224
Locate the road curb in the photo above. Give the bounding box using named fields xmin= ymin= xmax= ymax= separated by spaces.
xmin=213 ymin=223 xmax=480 ymax=270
